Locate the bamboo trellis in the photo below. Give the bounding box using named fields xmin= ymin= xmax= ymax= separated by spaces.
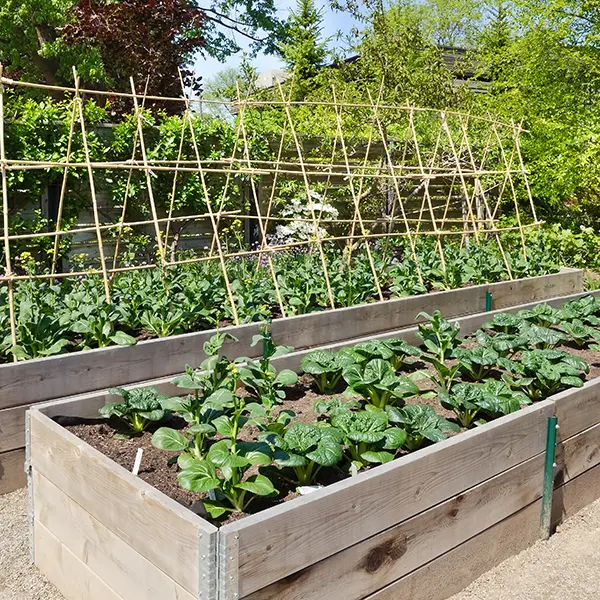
xmin=0 ymin=70 xmax=542 ymax=357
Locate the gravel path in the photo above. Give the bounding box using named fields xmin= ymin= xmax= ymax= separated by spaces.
xmin=2 ymin=486 xmax=600 ymax=600
xmin=0 ymin=489 xmax=62 ymax=600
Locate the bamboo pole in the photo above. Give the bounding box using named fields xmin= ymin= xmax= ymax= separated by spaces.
xmin=0 ymin=64 xmax=17 ymax=359
xmin=72 ymin=68 xmax=111 ymax=303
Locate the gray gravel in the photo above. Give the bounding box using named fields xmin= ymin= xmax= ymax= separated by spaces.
xmin=0 ymin=488 xmax=62 ymax=600
xmin=2 ymin=486 xmax=600 ymax=600
xmin=451 ymin=496 xmax=600 ymax=600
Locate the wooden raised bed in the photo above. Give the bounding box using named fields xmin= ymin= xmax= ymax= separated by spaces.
xmin=26 ymin=288 xmax=600 ymax=600
xmin=0 ymin=268 xmax=585 ymax=496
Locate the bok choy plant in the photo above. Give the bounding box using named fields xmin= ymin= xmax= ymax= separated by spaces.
xmin=99 ymin=387 xmax=169 ymax=435
xmin=342 ymin=358 xmax=419 ymax=409
xmin=386 ymin=404 xmax=459 ymax=451
xmin=301 ymin=350 xmax=355 ymax=394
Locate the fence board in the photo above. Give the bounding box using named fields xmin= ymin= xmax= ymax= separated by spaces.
xmin=0 ymin=448 xmax=25 ymax=494
xmin=34 ymin=520 xmax=125 ymax=600
xmin=0 ymin=405 xmax=27 ymax=453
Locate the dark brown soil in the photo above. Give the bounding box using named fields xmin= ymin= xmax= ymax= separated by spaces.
xmin=63 ymin=330 xmax=600 ymax=526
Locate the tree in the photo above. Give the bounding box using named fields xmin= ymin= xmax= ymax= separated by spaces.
xmin=280 ymin=0 xmax=329 ymax=83
xmin=0 ymin=0 xmax=283 ymax=96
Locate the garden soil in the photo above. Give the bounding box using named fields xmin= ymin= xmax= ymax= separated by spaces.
xmin=4 ymin=486 xmax=600 ymax=600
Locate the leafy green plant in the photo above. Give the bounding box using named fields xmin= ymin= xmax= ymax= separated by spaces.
xmin=559 ymin=296 xmax=600 ymax=325
xmin=170 ymin=333 xmax=238 ymax=421
xmin=483 ymin=313 xmax=523 ymax=334
xmin=416 ymin=311 xmax=462 ymax=392
xmin=453 ymin=346 xmax=500 ymax=381
xmin=99 ymin=387 xmax=168 ymax=435
xmin=342 ymin=358 xmax=419 ymax=409
xmin=502 ymin=349 xmax=589 ymax=401
xmin=557 ymin=319 xmax=600 ymax=347
xmin=475 ymin=330 xmax=528 ymax=358
xmin=518 ymin=324 xmax=568 ymax=350
xmin=386 ymin=404 xmax=460 ymax=451
xmin=264 ymin=422 xmax=344 ymax=485
xmin=330 ymin=409 xmax=407 ymax=470
xmin=439 ymin=380 xmax=530 ymax=428
xmin=301 ymin=350 xmax=354 ymax=393
xmin=177 ymin=439 xmax=276 ymax=518
xmin=237 ymin=329 xmax=298 ymax=429
xmin=349 ymin=338 xmax=421 ymax=370
xmin=518 ymin=304 xmax=561 ymax=327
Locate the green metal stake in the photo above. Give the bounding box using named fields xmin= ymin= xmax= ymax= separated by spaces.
xmin=540 ymin=416 xmax=558 ymax=540
xmin=485 ymin=291 xmax=493 ymax=312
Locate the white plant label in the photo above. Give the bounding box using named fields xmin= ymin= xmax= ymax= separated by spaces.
xmin=132 ymin=448 xmax=144 ymax=476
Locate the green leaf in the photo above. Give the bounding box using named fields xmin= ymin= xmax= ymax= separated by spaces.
xmin=360 ymin=450 xmax=395 ymax=464
xmin=202 ymin=500 xmax=229 ymax=519
xmin=306 ymin=435 xmax=343 ymax=467
xmin=110 ymin=331 xmax=137 ymax=346
xmin=152 ymin=427 xmax=188 ymax=451
xmin=275 ymin=369 xmax=298 ymax=386
xmin=236 ymin=474 xmax=276 ymax=496
xmin=178 ymin=461 xmax=220 ymax=492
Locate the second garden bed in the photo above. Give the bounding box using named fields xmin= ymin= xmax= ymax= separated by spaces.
xmin=27 ymin=289 xmax=600 ymax=600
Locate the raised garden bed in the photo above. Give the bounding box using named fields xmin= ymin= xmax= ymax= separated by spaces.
xmin=0 ymin=268 xmax=586 ymax=497
xmin=26 ymin=289 xmax=600 ymax=600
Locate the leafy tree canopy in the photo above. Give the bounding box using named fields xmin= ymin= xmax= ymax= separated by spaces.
xmin=0 ymin=0 xmax=283 ymax=97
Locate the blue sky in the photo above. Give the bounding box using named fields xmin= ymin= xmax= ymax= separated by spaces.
xmin=193 ymin=1 xmax=363 ymax=82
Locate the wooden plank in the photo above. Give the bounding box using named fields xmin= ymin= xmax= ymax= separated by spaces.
xmin=0 ymin=269 xmax=581 ymax=410
xmin=269 ymin=285 xmax=486 ymax=352
xmin=0 ymin=322 xmax=258 ymax=411
xmin=33 ymin=471 xmax=195 ymax=600
xmin=555 ymin=420 xmax=600 ymax=486
xmin=489 ymin=267 xmax=582 ymax=310
xmin=364 ymin=460 xmax=600 ymax=600
xmin=29 ymin=410 xmax=216 ymax=597
xmin=362 ymin=499 xmax=542 ymax=600
xmin=0 ymin=448 xmax=25 ymax=494
xmin=554 ymin=378 xmax=600 ymax=440
xmin=34 ymin=520 xmax=124 ymax=600
xmin=553 ymin=459 xmax=600 ymax=525
xmin=221 ymin=400 xmax=554 ymax=597
xmin=0 ymin=404 xmax=28 ymax=453
xmin=243 ymin=453 xmax=545 ymax=600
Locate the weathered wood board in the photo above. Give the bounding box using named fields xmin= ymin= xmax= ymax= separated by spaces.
xmin=29 ymin=410 xmax=217 ymax=598
xmin=0 ymin=448 xmax=25 ymax=495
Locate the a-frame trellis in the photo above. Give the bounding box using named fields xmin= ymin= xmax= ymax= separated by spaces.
xmin=0 ymin=67 xmax=541 ymax=357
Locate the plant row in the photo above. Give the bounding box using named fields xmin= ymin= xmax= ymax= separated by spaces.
xmin=96 ymin=295 xmax=600 ymax=520
xmin=0 ymin=236 xmax=558 ymax=362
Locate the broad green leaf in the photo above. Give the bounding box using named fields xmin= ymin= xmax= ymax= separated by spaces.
xmin=236 ymin=474 xmax=276 ymax=496
xmin=152 ymin=427 xmax=188 ymax=451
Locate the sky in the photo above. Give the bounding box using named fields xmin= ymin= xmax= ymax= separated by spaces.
xmin=193 ymin=1 xmax=364 ymax=83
